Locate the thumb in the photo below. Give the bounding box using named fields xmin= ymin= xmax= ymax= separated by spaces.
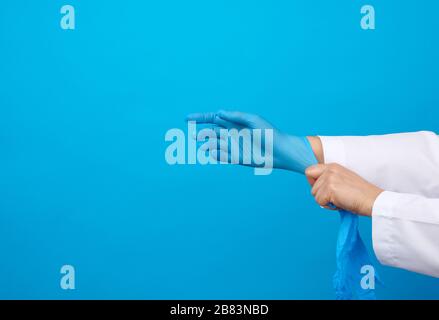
xmin=305 ymin=164 xmax=326 ymax=184
xmin=306 ymin=175 xmax=316 ymax=187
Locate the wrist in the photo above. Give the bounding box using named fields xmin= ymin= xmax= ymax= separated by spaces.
xmin=363 ymin=186 xmax=384 ymax=216
xmin=307 ymin=136 xmax=324 ymax=163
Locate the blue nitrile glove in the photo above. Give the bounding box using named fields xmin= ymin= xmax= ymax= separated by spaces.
xmin=186 ymin=110 xmax=378 ymax=300
xmin=333 ymin=210 xmax=378 ymax=300
xmin=186 ymin=110 xmax=315 ymax=173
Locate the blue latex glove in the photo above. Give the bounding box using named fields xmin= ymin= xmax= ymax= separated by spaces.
xmin=186 ymin=110 xmax=315 ymax=173
xmin=333 ymin=210 xmax=378 ymax=300
xmin=186 ymin=110 xmax=378 ymax=300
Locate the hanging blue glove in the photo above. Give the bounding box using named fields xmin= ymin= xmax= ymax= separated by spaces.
xmin=186 ymin=110 xmax=378 ymax=300
xmin=333 ymin=210 xmax=378 ymax=300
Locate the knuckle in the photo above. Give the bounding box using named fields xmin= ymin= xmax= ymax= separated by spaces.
xmin=327 ymin=182 xmax=337 ymax=192
xmin=327 ymin=173 xmax=335 ymax=182
xmin=326 ymin=175 xmax=338 ymax=187
xmin=328 ymin=163 xmax=340 ymax=172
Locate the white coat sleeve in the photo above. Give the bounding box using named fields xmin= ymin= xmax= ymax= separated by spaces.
xmin=319 ymin=131 xmax=439 ymax=277
xmin=372 ymin=191 xmax=439 ymax=278
xmin=319 ymin=131 xmax=439 ymax=197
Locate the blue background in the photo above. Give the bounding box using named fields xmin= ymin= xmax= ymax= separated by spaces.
xmin=1 ymin=0 xmax=438 ymax=299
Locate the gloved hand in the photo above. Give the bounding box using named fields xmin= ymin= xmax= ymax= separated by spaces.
xmin=186 ymin=110 xmax=316 ymax=174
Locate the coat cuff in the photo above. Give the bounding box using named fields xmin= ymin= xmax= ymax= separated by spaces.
xmin=371 ymin=191 xmax=403 ymax=267
xmin=318 ymin=136 xmax=348 ymax=166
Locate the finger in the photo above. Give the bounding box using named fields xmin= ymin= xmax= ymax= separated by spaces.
xmin=186 ymin=112 xmax=217 ymax=124
xmin=214 ymin=117 xmax=243 ymax=130
xmin=217 ymin=110 xmax=253 ymax=126
xmin=305 ymin=164 xmax=327 ymax=180
xmin=196 ymin=126 xmax=226 ymax=141
xmin=209 ymin=149 xmax=231 ymax=164
xmin=306 ymin=175 xmax=316 ymax=187
xmin=319 ymin=205 xmax=338 ymax=211
xmin=315 ymin=186 xmax=331 ymax=207
xmin=311 ymin=172 xmax=340 ymax=209
xmin=311 ymin=173 xmax=327 ymax=196
xmin=315 ymin=187 xmax=338 ymax=210
xmin=198 ymin=138 xmax=218 ymax=152
xmin=199 ymin=136 xmax=228 ymax=152
xmin=186 ymin=112 xmax=242 ymax=130
xmin=326 ymin=203 xmax=339 ymax=210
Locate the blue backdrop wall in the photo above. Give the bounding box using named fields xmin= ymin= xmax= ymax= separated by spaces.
xmin=1 ymin=0 xmax=438 ymax=299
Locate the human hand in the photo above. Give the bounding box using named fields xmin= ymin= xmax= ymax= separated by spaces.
xmin=305 ymin=163 xmax=383 ymax=216
xmin=186 ymin=110 xmax=319 ymax=174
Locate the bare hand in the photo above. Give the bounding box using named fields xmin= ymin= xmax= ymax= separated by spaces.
xmin=305 ymin=163 xmax=383 ymax=216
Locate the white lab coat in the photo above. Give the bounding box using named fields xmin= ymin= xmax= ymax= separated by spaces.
xmin=319 ymin=131 xmax=439 ymax=278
